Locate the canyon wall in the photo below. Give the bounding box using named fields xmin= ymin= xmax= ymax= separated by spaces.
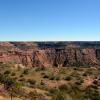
xmin=0 ymin=42 xmax=100 ymax=67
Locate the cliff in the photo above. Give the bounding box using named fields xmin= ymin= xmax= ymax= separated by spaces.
xmin=0 ymin=42 xmax=100 ymax=68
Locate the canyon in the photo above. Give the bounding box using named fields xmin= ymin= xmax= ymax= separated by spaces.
xmin=0 ymin=42 xmax=100 ymax=68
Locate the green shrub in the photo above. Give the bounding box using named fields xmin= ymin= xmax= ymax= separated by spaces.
xmin=80 ymin=78 xmax=84 ymax=83
xmin=59 ymin=69 xmax=66 ymax=74
xmin=50 ymin=88 xmax=72 ymax=100
xmin=40 ymin=80 xmax=45 ymax=85
xmin=28 ymin=91 xmax=36 ymax=100
xmin=75 ymin=81 xmax=81 ymax=85
xmin=58 ymin=84 xmax=68 ymax=91
xmin=4 ymin=70 xmax=11 ymax=75
xmin=19 ymin=74 xmax=24 ymax=78
xmin=49 ymin=76 xmax=55 ymax=80
xmin=55 ymin=76 xmax=60 ymax=81
xmin=19 ymin=78 xmax=26 ymax=82
xmin=11 ymin=72 xmax=16 ymax=76
xmin=64 ymin=76 xmax=72 ymax=81
xmin=43 ymin=75 xmax=49 ymax=79
xmin=27 ymin=79 xmax=36 ymax=85
xmin=84 ymin=86 xmax=100 ymax=100
xmin=52 ymin=90 xmax=65 ymax=100
xmin=41 ymin=72 xmax=45 ymax=75
xmin=73 ymin=67 xmax=78 ymax=70
xmin=82 ymin=73 xmax=87 ymax=76
xmin=12 ymin=77 xmax=18 ymax=80
xmin=35 ymin=67 xmax=45 ymax=71
xmin=91 ymin=85 xmax=98 ymax=89
xmin=93 ymin=80 xmax=98 ymax=85
xmin=84 ymin=69 xmax=93 ymax=76
xmin=22 ymin=69 xmax=29 ymax=75
xmin=72 ymin=61 xmax=84 ymax=67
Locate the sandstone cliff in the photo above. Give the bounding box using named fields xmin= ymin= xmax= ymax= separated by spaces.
xmin=0 ymin=42 xmax=100 ymax=68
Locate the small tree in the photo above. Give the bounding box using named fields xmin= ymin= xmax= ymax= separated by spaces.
xmin=0 ymin=74 xmax=22 ymax=100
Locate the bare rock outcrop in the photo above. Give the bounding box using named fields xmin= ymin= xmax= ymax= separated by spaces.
xmin=0 ymin=42 xmax=100 ymax=68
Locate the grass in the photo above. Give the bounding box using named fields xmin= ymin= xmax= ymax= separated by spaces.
xmin=0 ymin=63 xmax=100 ymax=100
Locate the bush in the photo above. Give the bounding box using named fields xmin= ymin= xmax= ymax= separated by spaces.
xmin=49 ymin=88 xmax=58 ymax=94
xmin=55 ymin=76 xmax=60 ymax=81
xmin=4 ymin=70 xmax=11 ymax=75
xmin=64 ymin=76 xmax=72 ymax=81
xmin=52 ymin=90 xmax=65 ymax=100
xmin=58 ymin=84 xmax=68 ymax=91
xmin=80 ymin=78 xmax=84 ymax=83
xmin=28 ymin=91 xmax=36 ymax=100
xmin=72 ymin=61 xmax=84 ymax=67
xmin=19 ymin=78 xmax=26 ymax=82
xmin=40 ymin=80 xmax=45 ymax=85
xmin=11 ymin=72 xmax=16 ymax=76
xmin=85 ymin=86 xmax=100 ymax=100
xmin=43 ymin=75 xmax=49 ymax=79
xmin=43 ymin=74 xmax=60 ymax=80
xmin=49 ymin=76 xmax=55 ymax=80
xmin=73 ymin=67 xmax=78 ymax=70
xmin=12 ymin=77 xmax=18 ymax=80
xmin=93 ymin=80 xmax=98 ymax=85
xmin=59 ymin=69 xmax=66 ymax=74
xmin=35 ymin=67 xmax=45 ymax=71
xmin=20 ymin=74 xmax=24 ymax=78
xmin=22 ymin=69 xmax=29 ymax=75
xmin=41 ymin=72 xmax=45 ymax=75
xmin=50 ymin=88 xmax=72 ymax=100
xmin=84 ymin=69 xmax=93 ymax=76
xmin=91 ymin=85 xmax=98 ymax=89
xmin=0 ymin=74 xmax=21 ymax=90
xmin=75 ymin=81 xmax=81 ymax=85
xmin=27 ymin=79 xmax=36 ymax=85
xmin=83 ymin=73 xmax=87 ymax=76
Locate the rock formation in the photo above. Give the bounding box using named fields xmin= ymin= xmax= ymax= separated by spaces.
xmin=0 ymin=42 xmax=100 ymax=67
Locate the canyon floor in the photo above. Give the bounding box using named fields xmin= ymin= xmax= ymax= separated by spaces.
xmin=0 ymin=63 xmax=100 ymax=100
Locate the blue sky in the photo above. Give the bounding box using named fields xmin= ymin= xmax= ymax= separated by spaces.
xmin=0 ymin=0 xmax=100 ymax=41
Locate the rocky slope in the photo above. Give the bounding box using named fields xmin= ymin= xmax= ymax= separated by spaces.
xmin=0 ymin=42 xmax=100 ymax=67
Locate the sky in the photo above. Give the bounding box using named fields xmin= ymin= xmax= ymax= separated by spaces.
xmin=0 ymin=0 xmax=100 ymax=41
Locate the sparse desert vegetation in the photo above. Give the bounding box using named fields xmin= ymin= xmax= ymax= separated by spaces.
xmin=0 ymin=63 xmax=100 ymax=100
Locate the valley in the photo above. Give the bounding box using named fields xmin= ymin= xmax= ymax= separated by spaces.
xmin=0 ymin=42 xmax=100 ymax=100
